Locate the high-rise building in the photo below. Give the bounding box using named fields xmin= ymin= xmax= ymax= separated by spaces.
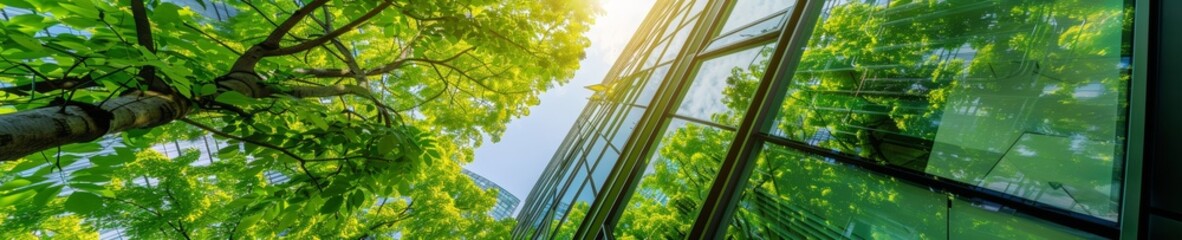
xmin=463 ymin=169 xmax=522 ymax=220
xmin=514 ymin=0 xmax=1177 ymax=239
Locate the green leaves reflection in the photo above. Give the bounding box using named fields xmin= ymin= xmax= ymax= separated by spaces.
xmin=613 ymin=0 xmax=1128 ymax=237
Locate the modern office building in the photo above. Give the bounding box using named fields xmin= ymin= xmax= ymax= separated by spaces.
xmin=514 ymin=0 xmax=1177 ymax=239
xmin=462 ymin=169 xmax=523 ymax=220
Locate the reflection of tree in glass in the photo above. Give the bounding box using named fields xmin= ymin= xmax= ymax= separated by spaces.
xmin=552 ymin=201 xmax=590 ymax=239
xmin=615 ymin=123 xmax=736 ymax=239
xmin=615 ymin=0 xmax=1126 ymax=237
xmin=614 ymin=44 xmax=775 ymax=238
xmin=773 ymin=0 xmax=1127 ymax=219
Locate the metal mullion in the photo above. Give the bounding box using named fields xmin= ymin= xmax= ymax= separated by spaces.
xmin=573 ymin=0 xmax=732 ymax=238
xmin=1122 ymin=0 xmax=1151 ymax=238
xmin=515 ymin=99 xmax=598 ymax=237
xmin=609 ymin=105 xmax=638 ymax=148
xmin=696 ymin=30 xmax=781 ymax=59
xmin=601 ymin=0 xmax=676 ymax=86
xmin=687 ymin=0 xmax=822 ymax=238
xmin=538 ymin=147 xmax=594 ymax=239
xmin=670 ymin=115 xmax=738 ymax=132
xmin=527 ymin=124 xmax=595 ymax=239
xmin=549 ymin=180 xmax=593 ymax=240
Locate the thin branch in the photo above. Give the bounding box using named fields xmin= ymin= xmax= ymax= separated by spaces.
xmin=258 ymin=0 xmax=330 ymax=49
xmin=181 ymin=23 xmax=243 ymax=55
xmin=261 ymin=1 xmax=394 ymax=57
xmin=130 ymin=0 xmax=171 ymax=93
xmin=179 ymin=118 xmax=324 ymax=190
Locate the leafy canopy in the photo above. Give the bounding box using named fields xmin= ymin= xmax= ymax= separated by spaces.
xmin=0 ymin=0 xmax=598 ymax=238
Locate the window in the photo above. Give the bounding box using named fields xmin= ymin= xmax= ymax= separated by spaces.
xmin=767 ymin=0 xmax=1130 ymax=221
xmin=725 ymin=144 xmax=1101 ymax=239
xmin=674 ymin=43 xmax=776 ymax=126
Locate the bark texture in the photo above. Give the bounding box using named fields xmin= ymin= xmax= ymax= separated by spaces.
xmin=0 ymin=91 xmax=189 ymax=160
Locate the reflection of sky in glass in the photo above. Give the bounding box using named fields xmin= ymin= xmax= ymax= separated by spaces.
xmin=675 ymin=44 xmax=770 ymax=124
xmin=634 ymin=65 xmax=670 ymax=106
xmin=704 ymin=13 xmax=788 ymax=53
xmin=717 ymin=0 xmax=795 ymax=34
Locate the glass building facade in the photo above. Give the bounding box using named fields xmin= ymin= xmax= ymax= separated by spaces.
xmin=462 ymin=169 xmax=523 ymax=220
xmin=515 ymin=0 xmax=1178 ymax=239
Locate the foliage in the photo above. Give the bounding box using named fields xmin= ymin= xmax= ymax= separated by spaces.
xmin=0 ymin=0 xmax=597 ymax=238
xmin=612 ymin=0 xmax=1127 ymax=238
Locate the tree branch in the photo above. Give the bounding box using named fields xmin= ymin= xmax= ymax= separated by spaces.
xmin=260 ymin=1 xmax=394 ymax=57
xmin=0 ymin=75 xmax=96 ymax=96
xmin=130 ymin=0 xmax=172 ymax=94
xmin=178 ymin=118 xmax=324 ymax=190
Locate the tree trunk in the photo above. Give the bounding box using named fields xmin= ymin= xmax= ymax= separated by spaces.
xmin=0 ymin=91 xmax=189 ymax=161
xmin=0 ymin=83 xmax=374 ymax=161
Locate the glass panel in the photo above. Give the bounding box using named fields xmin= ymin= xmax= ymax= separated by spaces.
xmin=611 ymin=106 xmax=647 ymax=148
xmin=769 ymin=0 xmax=1130 ymax=220
xmin=554 ymin=183 xmax=596 ymax=239
xmin=657 ymin=19 xmax=696 ymax=65
xmin=717 ymin=0 xmax=794 ymax=34
xmin=727 ymin=144 xmax=947 ymax=239
xmin=643 ymin=40 xmax=672 ymax=69
xmin=592 ymin=147 xmax=620 ymax=192
xmin=950 ymin=199 xmax=1100 ymax=239
xmin=549 ymin=178 xmax=587 ymax=238
xmin=634 ymin=65 xmax=670 ymax=107
xmin=613 ymin=119 xmax=735 ymax=238
xmin=726 ymin=144 xmax=1103 ymax=239
xmin=675 ymin=43 xmax=775 ymax=126
xmin=704 ymin=12 xmax=788 ymax=53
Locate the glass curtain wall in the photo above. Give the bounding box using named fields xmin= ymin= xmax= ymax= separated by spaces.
xmin=517 ymin=0 xmax=1138 ymax=239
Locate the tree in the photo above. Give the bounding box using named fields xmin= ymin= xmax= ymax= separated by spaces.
xmin=0 ymin=0 xmax=596 ymax=238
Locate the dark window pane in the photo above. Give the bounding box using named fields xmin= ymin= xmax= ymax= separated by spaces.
xmin=768 ymin=0 xmax=1130 ymax=220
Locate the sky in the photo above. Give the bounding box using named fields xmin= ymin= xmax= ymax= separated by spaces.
xmin=464 ymin=0 xmax=657 ymax=216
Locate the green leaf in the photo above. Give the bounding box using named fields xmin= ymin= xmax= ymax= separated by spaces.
xmin=215 ymin=91 xmax=262 ymax=106
xmin=58 ymin=1 xmax=100 ymax=19
xmin=226 ymin=196 xmax=256 ymax=210
xmin=319 ymin=196 xmax=343 ymax=214
xmin=71 ymin=174 xmax=111 ymax=183
xmin=91 ymin=147 xmax=132 ymax=166
xmin=0 ymin=0 xmax=34 ymax=9
xmin=237 ymin=213 xmax=263 ymax=232
xmin=7 ymin=34 xmax=43 ymax=51
xmin=31 ymin=185 xmax=62 ymax=207
xmin=153 ymin=3 xmax=182 ymax=25
xmin=379 ymin=135 xmax=399 ymax=154
xmin=199 ymin=84 xmax=217 ymax=95
xmin=9 ymin=160 xmax=44 ymax=173
xmin=0 ymin=179 xmax=32 ymax=191
xmin=70 ymin=182 xmax=105 ymax=192
xmin=347 ymin=191 xmax=366 ymax=210
xmin=64 ymin=192 xmax=103 ymax=214
xmin=0 ymin=191 xmax=36 ymax=207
